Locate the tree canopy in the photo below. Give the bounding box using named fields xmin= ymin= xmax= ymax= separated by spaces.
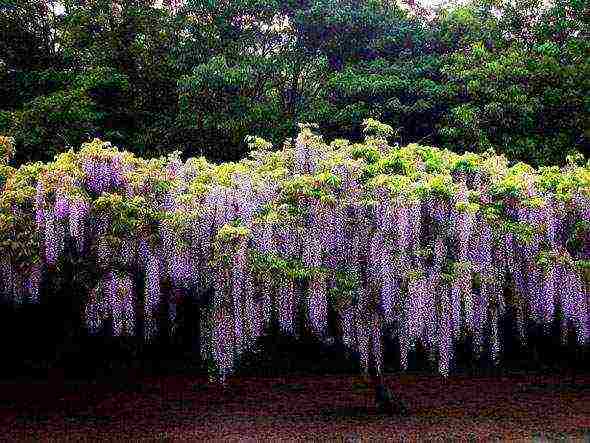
xmin=0 ymin=0 xmax=588 ymax=166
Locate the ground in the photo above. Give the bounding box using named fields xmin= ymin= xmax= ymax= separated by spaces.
xmin=1 ymin=368 xmax=590 ymax=441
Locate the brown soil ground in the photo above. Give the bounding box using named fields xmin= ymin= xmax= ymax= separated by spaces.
xmin=1 ymin=370 xmax=590 ymax=441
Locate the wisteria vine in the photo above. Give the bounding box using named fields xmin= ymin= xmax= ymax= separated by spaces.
xmin=0 ymin=123 xmax=589 ymax=384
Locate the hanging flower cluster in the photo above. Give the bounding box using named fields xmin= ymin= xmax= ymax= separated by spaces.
xmin=0 ymin=122 xmax=589 ymax=384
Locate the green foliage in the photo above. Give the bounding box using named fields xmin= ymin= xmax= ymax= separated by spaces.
xmin=328 ymin=269 xmax=361 ymax=311
xmin=93 ymin=193 xmax=149 ymax=238
xmin=436 ymin=0 xmax=590 ymax=166
xmin=362 ymin=118 xmax=395 ymax=141
xmin=0 ymin=0 xmax=588 ymax=167
xmin=248 ymin=249 xmax=324 ymax=282
xmin=0 ymin=136 xmax=15 ymax=165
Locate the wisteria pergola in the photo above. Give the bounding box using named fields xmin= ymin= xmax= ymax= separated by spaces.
xmin=0 ymin=120 xmax=589 ymax=384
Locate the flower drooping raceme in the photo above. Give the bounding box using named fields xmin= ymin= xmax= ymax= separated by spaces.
xmin=211 ymin=304 xmax=236 ymax=386
xmin=369 ymin=312 xmax=384 ymax=377
xmin=491 ymin=268 xmax=506 ymax=317
xmin=472 ymin=218 xmax=493 ymax=274
xmin=512 ymin=258 xmax=529 ymax=301
xmin=232 ymin=173 xmax=258 ymax=224
xmin=406 ymin=276 xmax=425 ymax=342
xmin=169 ymin=288 xmax=184 ymax=338
xmin=137 ymin=235 xmax=150 ymax=268
xmin=573 ymin=191 xmax=590 ymax=223
xmin=252 ymin=219 xmax=276 ymax=255
xmin=10 ymin=272 xmax=25 ymax=305
xmin=212 ymin=262 xmax=229 ymax=310
xmin=1 ymin=264 xmax=18 ymax=304
xmin=0 ymin=257 xmax=12 ymax=302
xmin=161 ymin=191 xmax=177 ymax=212
xmin=560 ymin=316 xmax=571 ymax=346
xmin=432 ymin=197 xmax=449 ymax=225
xmin=109 ymin=154 xmax=125 ymax=188
xmin=303 ymin=227 xmax=322 ymax=269
xmin=412 ymin=249 xmax=428 ymax=276
xmin=340 ymin=302 xmax=355 ymax=350
xmin=421 ymin=277 xmax=438 ymax=352
xmin=541 ymin=199 xmax=558 ymax=246
xmin=68 ymin=197 xmax=89 ymax=254
xmin=185 ymin=248 xmax=199 ymax=289
xmin=526 ymin=263 xmax=544 ymax=324
xmin=144 ymin=250 xmax=161 ymax=341
xmin=230 ymin=238 xmax=248 ymax=354
xmin=158 ymin=218 xmax=175 ymax=269
xmin=432 ymin=236 xmax=446 ymax=276
xmin=391 ymin=250 xmax=411 ymax=282
xmin=81 ymin=158 xmax=95 ymax=191
xmin=489 ymin=306 xmax=501 ymax=365
xmin=308 ymin=273 xmax=329 ymax=339
xmin=54 ymin=189 xmax=70 ymax=221
xmin=83 ymin=158 xmax=110 ymax=194
xmin=455 ymin=207 xmax=474 ymax=262
xmin=169 ymin=242 xmax=192 ymax=288
xmin=278 ymin=278 xmax=297 ymax=336
xmin=313 ymin=199 xmax=333 ymax=261
xmin=84 ymin=285 xmax=105 ymax=334
xmin=515 ymin=295 xmax=528 ymax=347
xmin=197 ymin=212 xmax=214 ymax=269
xmin=242 ymin=269 xmax=262 ymax=347
xmin=252 ymin=292 xmax=267 ymax=343
xmin=395 ymin=204 xmax=410 ymax=251
xmin=438 ymin=282 xmax=454 ymax=377
xmin=203 ymin=186 xmax=222 ymax=231
xmin=165 ymin=154 xmax=182 ymax=182
xmin=511 ymin=253 xmax=533 ymax=320
xmin=450 ymin=274 xmax=462 ymax=340
xmin=540 ymin=263 xmax=557 ymax=328
xmin=345 ymin=222 xmax=362 ymax=276
xmin=276 ymin=220 xmax=300 ymax=260
xmin=561 ymin=266 xmax=590 ymax=345
xmin=381 ymin=198 xmax=397 ymax=238
xmin=322 ymin=205 xmax=343 ymax=262
xmin=368 ymin=231 xmax=386 ymax=284
xmin=96 ymin=235 xmax=111 ymax=270
xmin=407 ymin=199 xmax=422 ymax=252
xmin=373 ymin=187 xmax=392 ymax=233
xmin=26 ymin=261 xmax=42 ymax=304
xmin=109 ymin=272 xmax=127 ymax=337
xmin=44 ymin=208 xmax=64 ymax=266
xmin=380 ymin=254 xmax=399 ymax=325
xmin=169 ymin=242 xmax=186 ymax=287
xmin=356 ymin=308 xmax=371 ymax=376
xmin=217 ymin=188 xmax=235 ymax=230
xmin=120 ymin=237 xmax=136 ymax=269
xmin=399 ymin=303 xmax=411 ymax=371
xmin=472 ymin=286 xmax=489 ymax=359
xmin=503 ymin=232 xmax=516 ymax=275
xmin=35 ymin=180 xmax=46 ymax=230
xmin=118 ymin=273 xmax=136 ymax=336
xmin=554 ymin=203 xmax=569 ymax=246
xmin=261 ymin=278 xmax=273 ymax=328
xmin=294 ymin=130 xmax=318 ymax=174
xmin=457 ymin=263 xmax=474 ymax=333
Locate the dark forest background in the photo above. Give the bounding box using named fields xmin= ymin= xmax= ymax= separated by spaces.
xmin=1 ymin=0 xmax=589 ymax=168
